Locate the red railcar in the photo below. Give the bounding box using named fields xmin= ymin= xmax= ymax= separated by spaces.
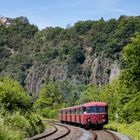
xmin=58 ymin=102 xmax=108 ymax=128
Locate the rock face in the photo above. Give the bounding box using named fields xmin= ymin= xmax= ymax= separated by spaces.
xmin=109 ymin=62 xmax=120 ymax=83
xmin=25 ymin=46 xmax=120 ymax=95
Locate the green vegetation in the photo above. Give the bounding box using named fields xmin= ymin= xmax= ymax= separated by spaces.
xmin=1 ymin=16 xmax=140 ymax=90
xmin=34 ymin=81 xmax=63 ymax=118
xmin=0 ymin=78 xmax=44 ymax=140
xmin=105 ymin=121 xmax=140 ymax=140
xmin=99 ymin=33 xmax=140 ymax=123
xmin=77 ymin=84 xmax=100 ymax=104
xmin=97 ymin=33 xmax=140 ymax=139
xmin=0 ymin=78 xmax=31 ymax=111
xmin=0 ymin=15 xmax=140 ymax=139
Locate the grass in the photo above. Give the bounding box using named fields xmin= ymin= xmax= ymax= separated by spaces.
xmin=104 ymin=121 xmax=140 ymax=140
xmin=0 ymin=111 xmax=45 ymax=140
xmin=0 ymin=117 xmax=24 ymax=140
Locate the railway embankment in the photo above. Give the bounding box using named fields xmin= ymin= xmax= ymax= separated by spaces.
xmin=27 ymin=121 xmax=134 ymax=140
xmin=104 ymin=121 xmax=140 ymax=140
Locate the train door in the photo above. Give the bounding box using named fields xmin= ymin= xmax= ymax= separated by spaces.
xmin=74 ymin=108 xmax=76 ymax=123
xmin=67 ymin=110 xmax=70 ymax=122
xmin=80 ymin=107 xmax=84 ymax=124
xmin=65 ymin=110 xmax=67 ymax=122
xmin=76 ymin=108 xmax=80 ymax=123
xmin=70 ymin=110 xmax=72 ymax=122
xmin=60 ymin=110 xmax=62 ymax=121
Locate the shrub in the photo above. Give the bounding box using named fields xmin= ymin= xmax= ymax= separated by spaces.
xmin=9 ymin=112 xmax=32 ymax=137
xmin=0 ymin=78 xmax=32 ymax=112
xmin=0 ymin=115 xmax=24 ymax=140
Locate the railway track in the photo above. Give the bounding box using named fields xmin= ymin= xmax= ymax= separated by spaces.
xmin=28 ymin=122 xmax=70 ymax=140
xmin=90 ymin=129 xmax=120 ymax=140
xmin=89 ymin=130 xmax=97 ymax=140
xmin=104 ymin=130 xmax=120 ymax=140
xmin=28 ymin=121 xmax=120 ymax=140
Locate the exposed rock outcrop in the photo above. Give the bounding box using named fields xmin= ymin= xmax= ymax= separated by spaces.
xmin=25 ymin=53 xmax=120 ymax=95
xmin=109 ymin=62 xmax=120 ymax=83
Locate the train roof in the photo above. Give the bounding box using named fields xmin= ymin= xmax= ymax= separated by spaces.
xmin=59 ymin=105 xmax=82 ymax=111
xmin=83 ymin=102 xmax=107 ymax=107
xmin=59 ymin=102 xmax=107 ymax=111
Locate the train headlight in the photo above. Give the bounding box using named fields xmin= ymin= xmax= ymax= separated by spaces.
xmin=103 ymin=119 xmax=106 ymax=122
xmin=87 ymin=117 xmax=91 ymax=123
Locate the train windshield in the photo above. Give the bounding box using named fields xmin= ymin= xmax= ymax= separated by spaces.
xmin=96 ymin=106 xmax=107 ymax=113
xmin=86 ymin=106 xmax=107 ymax=113
xmin=86 ymin=106 xmax=96 ymax=113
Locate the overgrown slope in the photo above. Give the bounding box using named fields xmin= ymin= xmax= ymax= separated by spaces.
xmin=1 ymin=15 xmax=140 ymax=98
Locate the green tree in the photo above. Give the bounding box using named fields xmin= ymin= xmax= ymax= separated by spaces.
xmin=34 ymin=82 xmax=62 ymax=118
xmin=78 ymin=84 xmax=100 ymax=104
xmin=0 ymin=77 xmax=32 ymax=111
xmin=100 ymin=33 xmax=140 ymax=122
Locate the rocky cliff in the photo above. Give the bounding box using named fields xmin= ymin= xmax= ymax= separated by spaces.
xmin=1 ymin=15 xmax=139 ymax=97
xmin=25 ymin=45 xmax=120 ymax=95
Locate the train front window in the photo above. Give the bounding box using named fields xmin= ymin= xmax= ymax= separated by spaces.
xmin=86 ymin=106 xmax=96 ymax=113
xmin=85 ymin=106 xmax=107 ymax=113
xmin=96 ymin=106 xmax=107 ymax=113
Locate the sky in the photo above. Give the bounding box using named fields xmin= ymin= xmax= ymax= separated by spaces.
xmin=0 ymin=0 xmax=140 ymax=29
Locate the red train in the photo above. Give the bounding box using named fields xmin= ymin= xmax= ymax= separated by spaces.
xmin=58 ymin=102 xmax=108 ymax=129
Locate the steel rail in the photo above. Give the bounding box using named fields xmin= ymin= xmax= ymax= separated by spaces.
xmin=28 ymin=122 xmax=70 ymax=140
xmin=103 ymin=130 xmax=120 ymax=140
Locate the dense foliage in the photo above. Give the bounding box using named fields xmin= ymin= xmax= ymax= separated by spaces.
xmin=34 ymin=81 xmax=63 ymax=118
xmin=0 ymin=15 xmax=140 ymax=139
xmin=0 ymin=78 xmax=44 ymax=139
xmin=99 ymin=33 xmax=140 ymax=123
xmin=0 ymin=16 xmax=140 ymax=92
xmin=0 ymin=16 xmax=38 ymax=86
xmin=0 ymin=78 xmax=31 ymax=111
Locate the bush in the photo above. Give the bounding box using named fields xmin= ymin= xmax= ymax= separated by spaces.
xmin=9 ymin=112 xmax=32 ymax=137
xmin=0 ymin=78 xmax=32 ymax=111
xmin=0 ymin=115 xmax=24 ymax=140
xmin=0 ymin=78 xmax=45 ymax=139
xmin=104 ymin=121 xmax=140 ymax=140
xmin=25 ymin=113 xmax=45 ymax=136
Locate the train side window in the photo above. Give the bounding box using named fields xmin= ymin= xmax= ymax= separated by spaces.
xmin=76 ymin=109 xmax=79 ymax=114
xmin=75 ymin=109 xmax=77 ymax=114
xmin=80 ymin=108 xmax=83 ymax=114
xmin=72 ymin=110 xmax=74 ymax=114
xmin=83 ymin=107 xmax=86 ymax=113
xmin=71 ymin=110 xmax=73 ymax=114
xmin=106 ymin=106 xmax=108 ymax=112
xmin=78 ymin=109 xmax=80 ymax=114
xmin=79 ymin=108 xmax=81 ymax=114
xmin=74 ymin=109 xmax=76 ymax=114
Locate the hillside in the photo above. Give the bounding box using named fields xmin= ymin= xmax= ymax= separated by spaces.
xmin=0 ymin=15 xmax=140 ymax=139
xmin=0 ymin=15 xmax=140 ymax=98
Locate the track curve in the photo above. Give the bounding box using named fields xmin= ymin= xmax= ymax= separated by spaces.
xmin=90 ymin=129 xmax=120 ymax=140
xmin=28 ymin=122 xmax=70 ymax=140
